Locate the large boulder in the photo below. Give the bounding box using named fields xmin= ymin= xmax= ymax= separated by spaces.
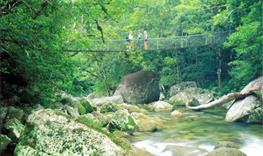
xmin=225 ymin=95 xmax=261 ymax=122
xmin=114 ymin=71 xmax=160 ymax=104
xmin=15 ymin=109 xmax=124 ymax=156
xmin=225 ymin=76 xmax=263 ymax=123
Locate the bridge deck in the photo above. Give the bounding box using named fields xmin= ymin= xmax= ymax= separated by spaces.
xmin=64 ymin=31 xmax=230 ymax=52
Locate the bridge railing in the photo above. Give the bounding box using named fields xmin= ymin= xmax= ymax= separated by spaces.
xmin=64 ymin=31 xmax=230 ymax=52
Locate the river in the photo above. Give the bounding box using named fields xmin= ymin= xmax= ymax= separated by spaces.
xmin=128 ymin=108 xmax=263 ymax=156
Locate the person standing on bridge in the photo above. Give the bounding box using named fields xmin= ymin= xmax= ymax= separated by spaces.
xmin=128 ymin=31 xmax=134 ymax=49
xmin=137 ymin=31 xmax=143 ymax=50
xmin=144 ymin=30 xmax=148 ymax=50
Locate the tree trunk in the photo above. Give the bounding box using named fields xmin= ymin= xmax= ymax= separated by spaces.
xmin=185 ymin=89 xmax=260 ymax=110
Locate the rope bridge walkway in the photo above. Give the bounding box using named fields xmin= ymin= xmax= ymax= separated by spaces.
xmin=64 ymin=31 xmax=230 ymax=52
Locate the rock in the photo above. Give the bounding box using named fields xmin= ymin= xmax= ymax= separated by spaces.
xmin=91 ymin=95 xmax=124 ymax=106
xmin=225 ymin=95 xmax=260 ymax=122
xmin=165 ymin=145 xmax=207 ymax=156
xmin=169 ymin=87 xmax=214 ymax=105
xmin=131 ymin=112 xmax=163 ymax=132
xmin=4 ymin=118 xmax=25 ymax=140
xmin=128 ymin=146 xmax=153 ymax=156
xmin=225 ymin=77 xmax=263 ymax=123
xmin=159 ymin=92 xmax=165 ymax=100
xmin=15 ymin=109 xmax=124 ymax=156
xmin=152 ymin=101 xmax=173 ymax=112
xmin=240 ymin=76 xmax=263 ymax=94
xmin=214 ymin=141 xmax=240 ymax=150
xmin=206 ymin=147 xmax=246 ymax=156
xmin=7 ymin=106 xmax=25 ymax=121
xmin=169 ymin=81 xmax=197 ymax=97
xmin=119 ymin=104 xmax=146 ymax=113
xmin=114 ymin=71 xmax=160 ymax=104
xmin=86 ymin=92 xmax=100 ymax=100
xmin=65 ymin=106 xmax=80 ymax=118
xmin=100 ymin=103 xmax=119 ymax=113
xmin=0 ymin=106 xmax=8 ymax=133
xmin=171 ymin=110 xmax=183 ymax=118
xmin=0 ymin=134 xmax=12 ymax=152
xmin=108 ymin=109 xmax=137 ymax=132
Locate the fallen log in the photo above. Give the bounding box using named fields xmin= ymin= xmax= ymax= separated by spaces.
xmin=185 ymin=88 xmax=261 ymax=110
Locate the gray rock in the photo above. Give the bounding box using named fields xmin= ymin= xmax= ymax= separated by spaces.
xmin=15 ymin=109 xmax=124 ymax=156
xmin=7 ymin=106 xmax=25 ymax=121
xmin=91 ymin=95 xmax=124 ymax=106
xmin=169 ymin=87 xmax=214 ymax=105
xmin=240 ymin=76 xmax=263 ymax=94
xmin=65 ymin=106 xmax=80 ymax=118
xmin=108 ymin=109 xmax=137 ymax=132
xmin=152 ymin=101 xmax=173 ymax=112
xmin=131 ymin=112 xmax=163 ymax=132
xmin=225 ymin=76 xmax=263 ymax=123
xmin=214 ymin=141 xmax=240 ymax=150
xmin=0 ymin=134 xmax=12 ymax=152
xmin=169 ymin=81 xmax=197 ymax=97
xmin=4 ymin=118 xmax=25 ymax=139
xmin=206 ymin=147 xmax=246 ymax=156
xmin=225 ymin=95 xmax=260 ymax=122
xmin=0 ymin=106 xmax=8 ymax=133
xmin=86 ymin=92 xmax=100 ymax=100
xmin=114 ymin=71 xmax=160 ymax=104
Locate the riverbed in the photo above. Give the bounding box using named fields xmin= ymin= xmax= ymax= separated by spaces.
xmin=129 ymin=108 xmax=263 ymax=156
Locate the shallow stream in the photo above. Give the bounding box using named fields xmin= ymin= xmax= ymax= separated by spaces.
xmin=129 ymin=108 xmax=263 ymax=156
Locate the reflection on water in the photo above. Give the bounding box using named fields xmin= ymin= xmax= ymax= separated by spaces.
xmin=130 ymin=108 xmax=263 ymax=156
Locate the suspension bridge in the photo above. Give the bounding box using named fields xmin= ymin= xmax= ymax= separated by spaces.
xmin=63 ymin=31 xmax=230 ymax=52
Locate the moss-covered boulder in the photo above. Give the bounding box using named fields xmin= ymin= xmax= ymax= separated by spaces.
xmin=0 ymin=134 xmax=11 ymax=152
xmin=15 ymin=109 xmax=124 ymax=156
xmin=4 ymin=118 xmax=25 ymax=140
xmin=108 ymin=109 xmax=138 ymax=132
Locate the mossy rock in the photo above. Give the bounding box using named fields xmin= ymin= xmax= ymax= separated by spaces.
xmin=74 ymin=99 xmax=94 ymax=115
xmin=75 ymin=102 xmax=86 ymax=115
xmin=0 ymin=134 xmax=11 ymax=151
xmin=100 ymin=103 xmax=118 ymax=113
xmin=15 ymin=109 xmax=124 ymax=156
xmin=4 ymin=118 xmax=25 ymax=139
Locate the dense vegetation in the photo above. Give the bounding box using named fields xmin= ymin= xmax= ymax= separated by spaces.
xmin=0 ymin=0 xmax=262 ymax=106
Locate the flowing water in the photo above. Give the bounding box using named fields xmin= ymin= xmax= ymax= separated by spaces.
xmin=129 ymin=108 xmax=263 ymax=156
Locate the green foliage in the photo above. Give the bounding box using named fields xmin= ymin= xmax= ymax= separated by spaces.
xmin=76 ymin=116 xmax=104 ymax=131
xmin=75 ymin=103 xmax=86 ymax=115
xmin=78 ymin=99 xmax=94 ymax=113
xmin=0 ymin=0 xmax=261 ymax=106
